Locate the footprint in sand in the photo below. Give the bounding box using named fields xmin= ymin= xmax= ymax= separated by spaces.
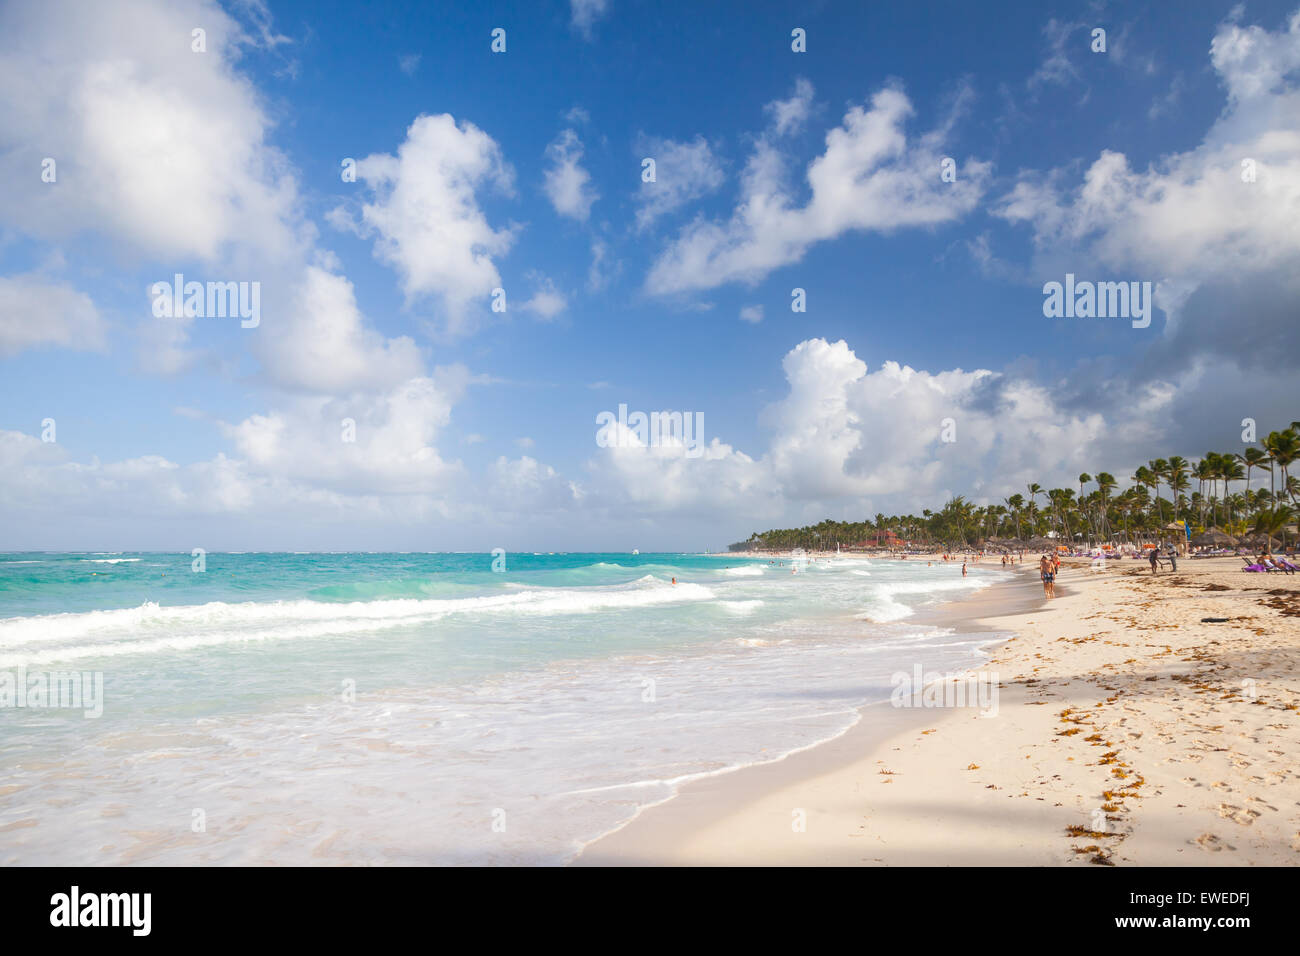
xmin=1217 ymin=804 xmax=1260 ymax=825
xmin=1194 ymin=833 xmax=1236 ymax=852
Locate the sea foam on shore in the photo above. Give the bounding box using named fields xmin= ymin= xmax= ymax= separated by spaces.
xmin=0 ymin=551 xmax=1006 ymax=864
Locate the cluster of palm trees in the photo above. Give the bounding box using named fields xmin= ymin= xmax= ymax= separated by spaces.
xmin=732 ymin=421 xmax=1300 ymax=552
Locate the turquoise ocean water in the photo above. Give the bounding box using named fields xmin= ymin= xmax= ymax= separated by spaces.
xmin=0 ymin=551 xmax=1006 ymax=864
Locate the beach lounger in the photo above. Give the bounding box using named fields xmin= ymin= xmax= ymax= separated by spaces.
xmin=1242 ymin=558 xmax=1287 ymax=573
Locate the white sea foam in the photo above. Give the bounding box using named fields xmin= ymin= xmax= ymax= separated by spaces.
xmin=0 ymin=616 xmax=1000 ymax=866
xmin=0 ymin=576 xmax=716 ymax=665
xmin=0 ymin=556 xmax=1013 ymax=865
xmin=718 ymin=599 xmax=764 ymax=614
xmin=855 ymin=575 xmax=993 ymax=622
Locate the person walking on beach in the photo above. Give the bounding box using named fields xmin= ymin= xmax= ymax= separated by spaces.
xmin=1148 ymin=548 xmax=1159 ymax=574
xmin=1039 ymin=554 xmax=1055 ymax=598
xmin=961 ymin=560 xmax=967 ymax=577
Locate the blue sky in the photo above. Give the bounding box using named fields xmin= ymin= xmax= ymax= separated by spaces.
xmin=1 ymin=0 xmax=1298 ymax=550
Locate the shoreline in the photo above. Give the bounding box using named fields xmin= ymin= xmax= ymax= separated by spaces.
xmin=574 ymin=562 xmax=1048 ymax=865
xmin=576 ymin=556 xmax=1300 ymax=865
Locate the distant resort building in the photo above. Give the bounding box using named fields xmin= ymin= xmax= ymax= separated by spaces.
xmin=860 ymin=530 xmax=906 ymax=549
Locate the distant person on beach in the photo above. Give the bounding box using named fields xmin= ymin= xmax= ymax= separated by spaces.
xmin=1148 ymin=549 xmax=1159 ymax=574
xmin=1039 ymin=554 xmax=1055 ymax=598
xmin=961 ymin=560 xmax=967 ymax=576
xmin=1166 ymin=546 xmax=1177 ymax=572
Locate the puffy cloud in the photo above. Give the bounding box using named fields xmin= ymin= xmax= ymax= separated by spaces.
xmin=336 ymin=113 xmax=516 ymax=333
xmin=739 ymin=305 xmax=763 ymax=323
xmin=0 ymin=0 xmax=306 ymax=265
xmin=221 ymin=370 xmax=467 ymax=496
xmin=487 ymin=455 xmax=581 ymax=514
xmin=518 ymin=274 xmax=567 ymax=320
xmin=646 ymin=83 xmax=990 ymax=294
xmin=764 ymin=77 xmax=815 ymax=135
xmin=583 ymin=423 xmax=771 ymax=516
xmin=1211 ymin=9 xmax=1300 ymax=100
xmin=580 ymin=338 xmax=1174 ymax=523
xmin=2 ymin=333 xmax=1290 ymax=548
xmin=543 ymin=128 xmax=598 ymax=222
xmin=995 ymin=8 xmax=1300 ymax=373
xmin=634 ymin=135 xmax=725 ymax=230
xmin=252 ymin=267 xmax=424 ymax=392
xmin=0 ymin=0 xmax=427 ymax=389
xmin=0 ymin=275 xmax=106 ymax=356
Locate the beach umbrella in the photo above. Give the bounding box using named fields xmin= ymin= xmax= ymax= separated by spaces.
xmin=1191 ymin=529 xmax=1237 ymax=547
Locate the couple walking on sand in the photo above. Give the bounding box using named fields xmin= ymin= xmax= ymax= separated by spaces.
xmin=1039 ymin=552 xmax=1059 ymax=598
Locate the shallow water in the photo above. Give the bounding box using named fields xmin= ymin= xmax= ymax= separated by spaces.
xmin=0 ymin=552 xmax=1007 ymax=864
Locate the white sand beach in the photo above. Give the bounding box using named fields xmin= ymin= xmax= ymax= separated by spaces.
xmin=577 ymin=556 xmax=1300 ymax=865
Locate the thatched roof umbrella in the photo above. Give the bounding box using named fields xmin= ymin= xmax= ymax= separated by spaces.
xmin=1024 ymin=536 xmax=1056 ymax=551
xmin=1191 ymin=529 xmax=1237 ymax=548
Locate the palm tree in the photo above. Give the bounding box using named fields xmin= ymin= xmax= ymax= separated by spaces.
xmin=1264 ymin=429 xmax=1299 ymax=506
xmin=1193 ymin=458 xmax=1214 ymax=528
xmin=1220 ymin=456 xmax=1244 ymax=525
xmin=1253 ymin=505 xmax=1295 ymax=554
xmin=1026 ymin=483 xmax=1043 ymax=524
xmin=1131 ymin=466 xmax=1155 ymax=528
xmin=1076 ymin=473 xmax=1091 ymax=542
xmin=1240 ymin=447 xmax=1267 ymax=498
xmin=1114 ymin=492 xmax=1133 ymax=543
xmin=1149 ymin=459 xmax=1169 ymax=528
xmin=1004 ymin=494 xmax=1025 ymax=539
xmin=738 ymin=418 xmax=1299 ymax=560
xmin=1166 ymin=457 xmax=1189 ymax=516
xmin=1166 ymin=464 xmax=1190 ymax=531
xmin=1095 ymin=472 xmax=1116 ymax=540
xmin=1045 ymin=488 xmax=1073 ymax=539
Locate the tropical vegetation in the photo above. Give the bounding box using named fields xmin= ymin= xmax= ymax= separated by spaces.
xmin=731 ymin=420 xmax=1300 ymax=553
